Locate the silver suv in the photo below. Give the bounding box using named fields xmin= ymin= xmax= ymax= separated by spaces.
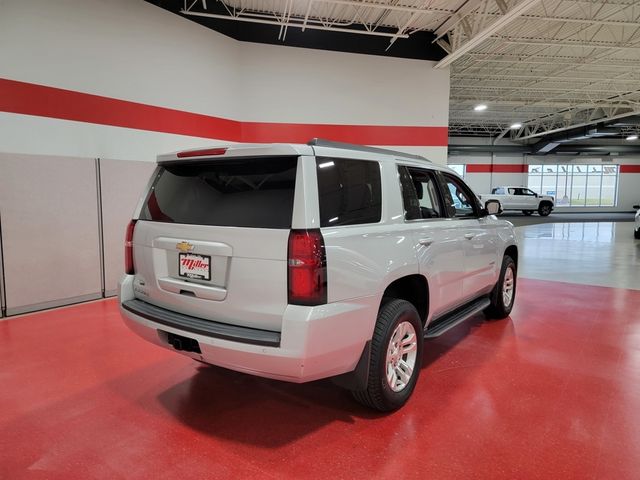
xmin=120 ymin=139 xmax=518 ymax=411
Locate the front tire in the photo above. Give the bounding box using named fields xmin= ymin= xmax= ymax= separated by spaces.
xmin=352 ymin=299 xmax=423 ymax=412
xmin=485 ymin=255 xmax=517 ymax=319
xmin=538 ymin=202 xmax=552 ymax=216
xmin=522 ymin=210 xmax=534 ymax=216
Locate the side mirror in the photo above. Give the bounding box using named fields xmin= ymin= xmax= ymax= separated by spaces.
xmin=634 ymin=205 xmax=640 ymax=210
xmin=535 ymin=193 xmax=539 ymax=198
xmin=485 ymin=199 xmax=502 ymax=216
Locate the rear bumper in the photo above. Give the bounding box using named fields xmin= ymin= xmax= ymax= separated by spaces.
xmin=119 ymin=275 xmax=378 ymax=383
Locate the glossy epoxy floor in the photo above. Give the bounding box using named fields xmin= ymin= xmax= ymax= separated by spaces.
xmin=1 ymin=223 xmax=640 ymax=479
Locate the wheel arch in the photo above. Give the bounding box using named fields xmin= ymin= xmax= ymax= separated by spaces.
xmin=380 ymin=274 xmax=429 ymax=327
xmin=504 ymin=244 xmax=519 ymax=270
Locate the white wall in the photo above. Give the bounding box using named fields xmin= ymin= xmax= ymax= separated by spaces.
xmin=0 ymin=0 xmax=450 ymax=163
xmin=0 ymin=0 xmax=240 ymax=118
xmin=238 ymin=43 xmax=449 ymax=126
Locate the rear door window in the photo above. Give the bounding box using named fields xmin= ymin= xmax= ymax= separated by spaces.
xmin=316 ymin=158 xmax=382 ymax=227
xmin=139 ymin=157 xmax=297 ymax=228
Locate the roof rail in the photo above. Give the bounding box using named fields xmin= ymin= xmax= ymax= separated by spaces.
xmin=307 ymin=138 xmax=431 ymax=162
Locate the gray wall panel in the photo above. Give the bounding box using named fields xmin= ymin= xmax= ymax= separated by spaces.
xmin=0 ymin=153 xmax=102 ymax=313
xmin=100 ymin=158 xmax=155 ymax=294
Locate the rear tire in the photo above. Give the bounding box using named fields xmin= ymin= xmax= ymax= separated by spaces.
xmin=635 ymin=228 xmax=640 ymax=240
xmin=522 ymin=210 xmax=534 ymax=216
xmin=485 ymin=255 xmax=517 ymax=320
xmin=352 ymin=299 xmax=423 ymax=412
xmin=538 ymin=202 xmax=552 ymax=216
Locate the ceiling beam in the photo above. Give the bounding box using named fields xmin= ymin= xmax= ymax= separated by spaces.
xmin=434 ymin=0 xmax=543 ymax=69
xmin=180 ymin=10 xmax=410 ymax=38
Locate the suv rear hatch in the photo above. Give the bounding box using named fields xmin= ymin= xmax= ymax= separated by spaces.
xmin=131 ymin=155 xmax=299 ymax=332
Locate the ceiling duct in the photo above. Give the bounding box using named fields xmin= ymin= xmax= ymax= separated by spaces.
xmin=531 ymin=125 xmax=624 ymax=153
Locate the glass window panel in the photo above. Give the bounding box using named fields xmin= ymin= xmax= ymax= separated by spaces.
xmin=527 ymin=165 xmax=542 ymax=192
xmin=571 ymin=171 xmax=587 ymax=206
xmin=586 ymin=174 xmax=602 ymax=206
xmin=541 ymin=172 xmax=557 ymax=197
xmin=601 ymin=172 xmax=618 ymax=206
xmin=525 ymin=163 xmax=618 ymax=207
xmin=556 ymin=170 xmax=570 ymax=206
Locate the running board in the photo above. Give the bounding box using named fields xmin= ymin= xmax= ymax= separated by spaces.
xmin=424 ymin=297 xmax=491 ymax=339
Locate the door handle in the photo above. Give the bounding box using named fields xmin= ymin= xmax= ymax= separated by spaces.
xmin=464 ymin=233 xmax=476 ymax=240
xmin=419 ymin=238 xmax=434 ymax=246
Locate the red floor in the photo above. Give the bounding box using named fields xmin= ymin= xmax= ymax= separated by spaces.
xmin=1 ymin=278 xmax=640 ymax=480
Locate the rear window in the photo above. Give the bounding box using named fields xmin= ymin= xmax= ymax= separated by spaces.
xmin=140 ymin=157 xmax=297 ymax=228
xmin=316 ymin=157 xmax=382 ymax=227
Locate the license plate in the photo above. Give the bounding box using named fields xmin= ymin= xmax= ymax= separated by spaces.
xmin=178 ymin=253 xmax=211 ymax=281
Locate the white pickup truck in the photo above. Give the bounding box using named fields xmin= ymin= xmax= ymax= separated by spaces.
xmin=479 ymin=186 xmax=554 ymax=216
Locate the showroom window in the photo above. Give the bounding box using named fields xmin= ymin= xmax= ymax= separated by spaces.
xmin=527 ymin=164 xmax=619 ymax=207
xmin=448 ymin=164 xmax=465 ymax=177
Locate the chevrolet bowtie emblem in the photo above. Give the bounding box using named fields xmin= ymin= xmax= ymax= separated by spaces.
xmin=176 ymin=241 xmax=194 ymax=253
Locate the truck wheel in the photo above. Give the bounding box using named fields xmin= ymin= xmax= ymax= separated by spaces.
xmin=352 ymin=299 xmax=423 ymax=412
xmin=485 ymin=255 xmax=516 ymax=320
xmin=522 ymin=210 xmax=534 ymax=216
xmin=538 ymin=202 xmax=552 ymax=216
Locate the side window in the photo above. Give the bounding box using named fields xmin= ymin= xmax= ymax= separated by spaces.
xmin=316 ymin=157 xmax=382 ymax=227
xmin=508 ymin=188 xmax=517 ymax=195
xmin=442 ymin=174 xmax=479 ymax=218
xmin=493 ymin=187 xmax=505 ymax=194
xmin=398 ymin=166 xmax=444 ymax=220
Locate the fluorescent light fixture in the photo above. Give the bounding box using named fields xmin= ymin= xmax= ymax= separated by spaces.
xmin=626 ymin=134 xmax=638 ymax=141
xmin=318 ymin=161 xmax=335 ymax=168
xmin=510 ymin=123 xmax=522 ymax=129
xmin=474 ymin=104 xmax=487 ymax=111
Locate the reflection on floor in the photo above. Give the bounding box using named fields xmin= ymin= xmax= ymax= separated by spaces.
xmin=1 ymin=222 xmax=639 ymax=479
xmin=518 ymin=222 xmax=640 ymax=290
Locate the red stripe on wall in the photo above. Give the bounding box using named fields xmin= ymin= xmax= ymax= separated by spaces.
xmin=466 ymin=164 xmax=528 ymax=173
xmin=0 ymin=78 xmax=448 ymax=146
xmin=620 ymin=165 xmax=640 ymax=173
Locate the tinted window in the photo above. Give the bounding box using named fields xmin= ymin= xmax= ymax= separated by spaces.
xmin=139 ymin=157 xmax=297 ymax=228
xmin=316 ymin=158 xmax=382 ymax=227
xmin=399 ymin=166 xmax=443 ymax=220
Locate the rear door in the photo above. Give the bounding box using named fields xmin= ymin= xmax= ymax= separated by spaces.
xmin=131 ymin=156 xmax=299 ymax=332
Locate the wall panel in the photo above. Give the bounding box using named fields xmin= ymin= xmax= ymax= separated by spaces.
xmin=99 ymin=158 xmax=156 ymax=295
xmin=0 ymin=154 xmax=102 ymax=315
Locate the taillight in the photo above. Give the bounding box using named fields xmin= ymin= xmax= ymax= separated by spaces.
xmin=287 ymin=229 xmax=327 ymax=306
xmin=125 ymin=220 xmax=137 ymax=275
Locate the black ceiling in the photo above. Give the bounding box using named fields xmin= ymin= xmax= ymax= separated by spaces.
xmin=145 ymin=0 xmax=446 ymax=61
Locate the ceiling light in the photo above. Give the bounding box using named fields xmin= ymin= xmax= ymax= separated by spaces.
xmin=510 ymin=123 xmax=522 ymax=129
xmin=626 ymin=134 xmax=638 ymax=141
xmin=474 ymin=104 xmax=487 ymax=111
